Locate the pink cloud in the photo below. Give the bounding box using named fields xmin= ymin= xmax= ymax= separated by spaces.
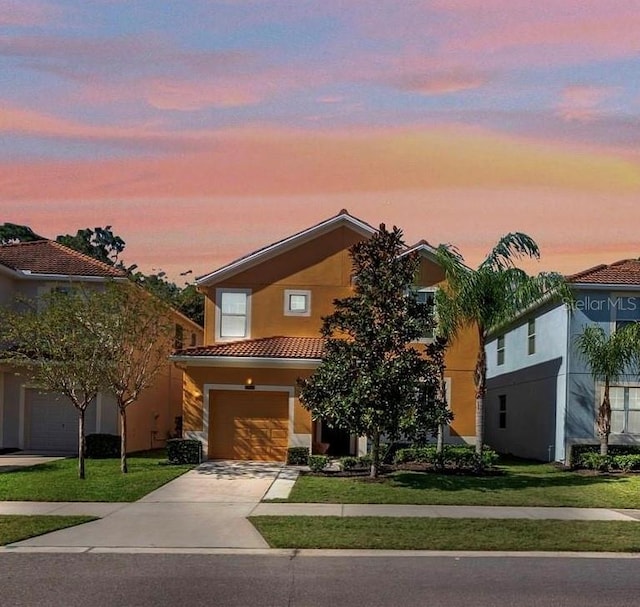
xmin=144 ymin=78 xmax=268 ymax=111
xmin=0 ymin=0 xmax=59 ymax=26
xmin=556 ymin=86 xmax=619 ymax=122
xmin=1 ymin=125 xmax=639 ymax=203
xmin=392 ymin=71 xmax=487 ymax=95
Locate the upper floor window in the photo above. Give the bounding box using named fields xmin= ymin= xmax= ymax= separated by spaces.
xmin=284 ymin=289 xmax=311 ymax=317
xmin=190 ymin=332 xmax=197 ymax=347
xmin=174 ymin=324 xmax=184 ymax=349
xmin=527 ymin=319 xmax=536 ymax=355
xmin=413 ymin=287 xmax=437 ymax=341
xmin=216 ymin=288 xmax=251 ymax=340
xmin=497 ymin=335 xmax=505 ymax=365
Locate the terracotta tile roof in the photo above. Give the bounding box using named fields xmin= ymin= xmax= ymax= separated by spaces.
xmin=566 ymin=259 xmax=640 ymax=285
xmin=174 ymin=336 xmax=325 ymax=359
xmin=0 ymin=240 xmax=125 ymax=278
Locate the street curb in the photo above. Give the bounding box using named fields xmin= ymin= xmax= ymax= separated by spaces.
xmin=2 ymin=546 xmax=640 ymax=558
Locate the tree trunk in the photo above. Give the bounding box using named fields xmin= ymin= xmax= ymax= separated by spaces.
xmin=474 ymin=330 xmax=487 ymax=456
xmin=598 ymin=378 xmax=612 ymax=456
xmin=78 ymin=408 xmax=85 ymax=480
xmin=120 ymin=407 xmax=128 ymax=474
xmin=436 ymin=423 xmax=444 ymax=454
xmin=370 ymin=430 xmax=381 ymax=479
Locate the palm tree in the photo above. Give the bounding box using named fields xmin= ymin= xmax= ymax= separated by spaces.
xmin=575 ymin=325 xmax=636 ymax=455
xmin=435 ymin=233 xmax=570 ymax=455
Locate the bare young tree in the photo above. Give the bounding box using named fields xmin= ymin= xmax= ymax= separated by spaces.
xmin=1 ymin=288 xmax=110 ymax=479
xmin=94 ymin=282 xmax=175 ymax=473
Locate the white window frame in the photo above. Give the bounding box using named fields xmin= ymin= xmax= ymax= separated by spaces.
xmin=497 ymin=335 xmax=505 ymax=366
xmin=604 ymin=383 xmax=640 ymax=435
xmin=284 ymin=289 xmax=311 ymax=317
xmin=413 ymin=287 xmax=437 ymax=343
xmin=527 ymin=319 xmax=536 ymax=355
xmin=215 ymin=288 xmax=251 ymax=341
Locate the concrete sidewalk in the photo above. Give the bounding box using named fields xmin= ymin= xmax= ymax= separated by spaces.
xmin=251 ymin=503 xmax=640 ymax=521
xmin=2 ymin=500 xmax=639 ymax=522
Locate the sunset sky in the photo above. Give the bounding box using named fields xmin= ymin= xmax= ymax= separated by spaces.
xmin=2 ymin=0 xmax=640 ymax=283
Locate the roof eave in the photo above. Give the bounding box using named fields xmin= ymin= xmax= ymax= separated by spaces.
xmin=170 ymin=354 xmax=322 ymax=369
xmin=13 ymin=272 xmax=127 ymax=282
xmin=568 ymin=282 xmax=640 ymax=291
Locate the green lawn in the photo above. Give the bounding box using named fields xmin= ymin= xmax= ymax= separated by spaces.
xmin=250 ymin=516 xmax=640 ymax=552
xmin=0 ymin=451 xmax=193 ymax=502
xmin=283 ymin=460 xmax=640 ymax=508
xmin=0 ymin=515 xmax=96 ymax=545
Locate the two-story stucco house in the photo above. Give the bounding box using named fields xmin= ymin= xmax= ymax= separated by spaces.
xmin=0 ymin=239 xmax=203 ymax=453
xmin=485 ymin=259 xmax=640 ymax=463
xmin=171 ymin=210 xmax=478 ymax=462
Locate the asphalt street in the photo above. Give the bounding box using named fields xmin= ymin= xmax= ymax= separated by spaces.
xmin=1 ymin=553 xmax=639 ymax=607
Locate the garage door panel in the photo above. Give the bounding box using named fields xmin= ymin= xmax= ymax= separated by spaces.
xmin=209 ymin=390 xmax=289 ymax=461
xmin=27 ymin=389 xmax=96 ymax=452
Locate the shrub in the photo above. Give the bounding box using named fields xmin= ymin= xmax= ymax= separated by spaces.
xmin=357 ymin=454 xmax=372 ymax=469
xmin=308 ymin=455 xmax=329 ymax=472
xmin=580 ymin=452 xmax=614 ymax=472
xmin=166 ymin=438 xmax=202 ymax=465
xmin=613 ymin=454 xmax=640 ymax=472
xmin=86 ymin=433 xmax=120 ymax=459
xmin=569 ymin=444 xmax=640 ymax=468
xmin=286 ymin=447 xmax=310 ymax=466
xmin=338 ymin=456 xmax=359 ymax=471
xmin=393 ymin=445 xmax=498 ymax=471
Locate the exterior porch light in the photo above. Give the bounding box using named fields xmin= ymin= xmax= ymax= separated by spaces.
xmin=245 ymin=377 xmax=255 ymax=390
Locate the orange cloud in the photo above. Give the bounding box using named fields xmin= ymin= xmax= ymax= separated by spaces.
xmin=392 ymin=71 xmax=487 ymax=95
xmin=1 ymin=125 xmax=639 ymax=203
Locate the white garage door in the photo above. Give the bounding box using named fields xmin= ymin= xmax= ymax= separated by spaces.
xmin=27 ymin=389 xmax=83 ymax=452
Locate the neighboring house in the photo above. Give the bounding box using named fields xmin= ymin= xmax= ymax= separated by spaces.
xmin=171 ymin=210 xmax=478 ymax=462
xmin=0 ymin=240 xmax=203 ymax=453
xmin=485 ymin=259 xmax=640 ymax=463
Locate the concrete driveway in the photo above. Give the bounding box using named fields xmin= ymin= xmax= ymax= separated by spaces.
xmin=11 ymin=460 xmax=284 ymax=550
xmin=0 ymin=451 xmax=69 ymax=472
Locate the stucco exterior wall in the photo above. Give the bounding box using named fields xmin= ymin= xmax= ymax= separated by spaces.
xmin=566 ymin=290 xmax=640 ymax=454
xmin=486 ymin=303 xmax=569 ymax=460
xmin=202 ymin=226 xmax=365 ymax=343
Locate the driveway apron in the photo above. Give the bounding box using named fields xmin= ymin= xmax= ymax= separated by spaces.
xmin=11 ymin=461 xmax=282 ymax=549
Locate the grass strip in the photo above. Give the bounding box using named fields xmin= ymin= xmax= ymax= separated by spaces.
xmin=0 ymin=451 xmax=192 ymax=502
xmin=250 ymin=516 xmax=640 ymax=552
xmin=0 ymin=515 xmax=96 ymax=545
xmin=285 ymin=461 xmax=640 ymax=509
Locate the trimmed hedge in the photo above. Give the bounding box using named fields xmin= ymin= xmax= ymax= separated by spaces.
xmin=86 ymin=433 xmax=120 ymax=459
xmin=308 ymin=455 xmax=329 ymax=472
xmin=578 ymin=452 xmax=640 ymax=473
xmin=338 ymin=455 xmax=373 ymax=472
xmin=394 ymin=445 xmax=498 ymax=471
xmin=569 ymin=444 xmax=640 ymax=468
xmin=287 ymin=447 xmax=310 ymax=466
xmin=166 ymin=438 xmax=202 ymax=465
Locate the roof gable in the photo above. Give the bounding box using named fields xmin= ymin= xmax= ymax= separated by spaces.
xmin=0 ymin=240 xmax=126 ymax=279
xmin=196 ymin=209 xmax=376 ymax=286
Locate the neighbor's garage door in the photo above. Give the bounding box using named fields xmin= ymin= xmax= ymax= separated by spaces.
xmin=209 ymin=390 xmax=289 ymax=461
xmin=27 ymin=389 xmax=79 ymax=452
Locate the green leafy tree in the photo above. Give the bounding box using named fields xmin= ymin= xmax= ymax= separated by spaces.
xmin=0 ymin=223 xmax=43 ymax=244
xmin=299 ymin=224 xmax=435 ymax=478
xmin=56 ymin=226 xmax=126 ymax=267
xmin=575 ymin=325 xmax=637 ymax=455
xmin=435 ymin=234 xmax=571 ymax=455
xmin=93 ymin=282 xmax=175 ymax=473
xmin=1 ymin=288 xmax=110 ymax=479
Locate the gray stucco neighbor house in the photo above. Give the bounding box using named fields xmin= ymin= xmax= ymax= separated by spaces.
xmin=485 ymin=259 xmax=640 ymax=463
